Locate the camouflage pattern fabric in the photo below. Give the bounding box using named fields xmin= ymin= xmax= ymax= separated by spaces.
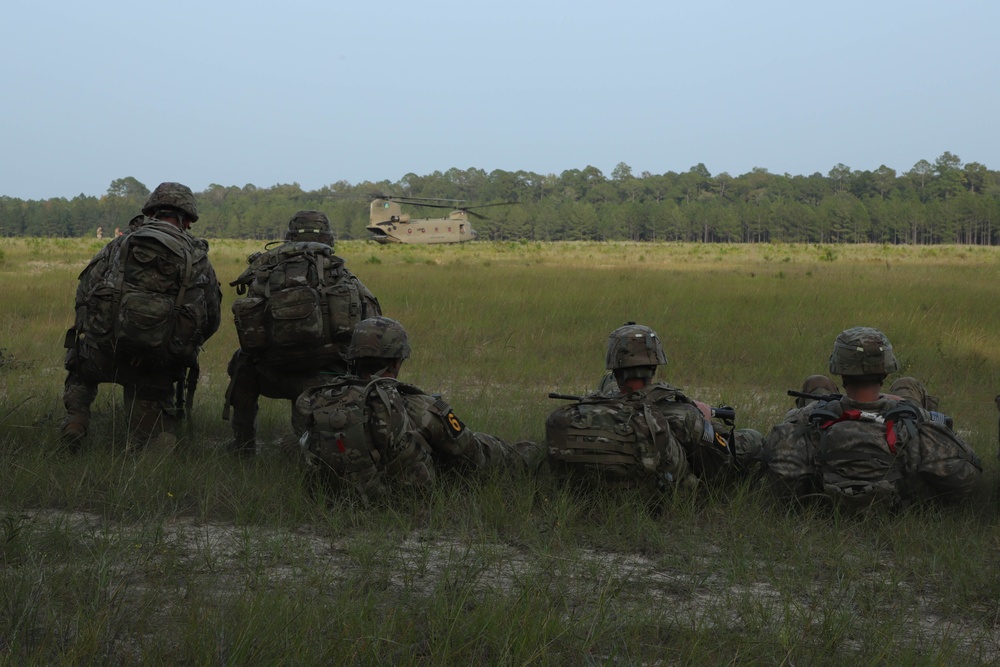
xmin=142 ymin=182 xmax=200 ymax=221
xmin=284 ymin=210 xmax=334 ymax=245
xmin=596 ymin=376 xmax=762 ymax=481
xmin=348 ymin=316 xmax=411 ymax=361
xmin=229 ymin=241 xmax=380 ymax=371
xmin=546 ymin=392 xmax=692 ymax=492
xmin=396 ymin=388 xmax=534 ymax=472
xmin=223 ymin=349 xmax=347 ymax=450
xmin=296 ymin=376 xmax=534 ymax=500
xmin=62 ymin=216 xmax=221 ymax=447
xmin=604 ymin=323 xmax=667 ymax=370
xmin=794 ymin=374 xmax=841 ymax=409
xmin=888 ymin=376 xmax=940 ymax=412
xmin=642 ymin=383 xmax=762 ymax=481
xmin=829 ymin=326 xmax=899 ymax=376
xmin=296 ymin=376 xmax=432 ymax=499
xmin=73 ymin=217 xmax=221 ymax=364
xmin=762 ymin=393 xmax=982 ymax=507
xmin=225 ymin=239 xmax=380 ymax=451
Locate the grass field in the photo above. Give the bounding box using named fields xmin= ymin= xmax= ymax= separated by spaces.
xmin=3 ymin=238 xmax=1000 ymax=665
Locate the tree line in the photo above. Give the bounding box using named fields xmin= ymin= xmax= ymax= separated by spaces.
xmin=2 ymin=152 xmax=998 ymax=244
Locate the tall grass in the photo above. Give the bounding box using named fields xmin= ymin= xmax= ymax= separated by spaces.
xmin=2 ymin=238 xmax=1000 ymax=664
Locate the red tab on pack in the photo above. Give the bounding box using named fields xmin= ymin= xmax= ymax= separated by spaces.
xmin=885 ymin=420 xmax=897 ymax=454
xmin=820 ymin=409 xmax=862 ymax=429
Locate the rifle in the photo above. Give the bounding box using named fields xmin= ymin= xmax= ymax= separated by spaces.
xmin=787 ymin=389 xmax=843 ymax=404
xmin=789 ymin=389 xmax=954 ymax=428
xmin=548 ymin=393 xmax=736 ymax=422
xmin=548 ymin=392 xmax=586 ymax=401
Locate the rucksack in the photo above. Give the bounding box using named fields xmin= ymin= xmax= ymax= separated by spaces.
xmin=297 ymin=376 xmax=431 ymax=499
xmin=545 ymin=394 xmax=685 ymax=490
xmin=809 ymin=400 xmax=922 ymax=509
xmin=764 ymin=398 xmax=983 ymax=507
xmin=230 ymin=242 xmax=377 ymax=371
xmin=79 ymin=220 xmax=213 ymax=366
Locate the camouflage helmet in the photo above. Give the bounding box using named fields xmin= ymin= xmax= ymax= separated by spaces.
xmin=605 ymin=322 xmax=667 ymax=370
xmin=285 ymin=210 xmax=334 ymax=245
xmin=141 ymin=182 xmax=199 ymax=222
xmin=829 ymin=326 xmax=899 ymax=377
xmin=348 ymin=317 xmax=411 ymax=361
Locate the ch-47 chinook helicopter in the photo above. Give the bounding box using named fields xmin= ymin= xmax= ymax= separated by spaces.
xmin=365 ymin=195 xmax=505 ymax=245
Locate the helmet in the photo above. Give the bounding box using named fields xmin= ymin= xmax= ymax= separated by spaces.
xmin=285 ymin=210 xmax=334 ymax=245
xmin=141 ymin=182 xmax=199 ymax=222
xmin=829 ymin=326 xmax=899 ymax=377
xmin=604 ymin=323 xmax=667 ymax=370
xmin=348 ymin=317 xmax=411 ymax=361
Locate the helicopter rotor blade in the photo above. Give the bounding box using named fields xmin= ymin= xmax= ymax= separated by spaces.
xmin=369 ymin=194 xmax=467 ymax=204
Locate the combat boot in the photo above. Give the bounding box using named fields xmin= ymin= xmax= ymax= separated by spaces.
xmin=127 ymin=400 xmax=164 ymax=453
xmin=230 ymin=425 xmax=259 ymax=458
xmin=59 ymin=420 xmax=88 ymax=452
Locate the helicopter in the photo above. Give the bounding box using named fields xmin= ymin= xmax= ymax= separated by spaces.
xmin=365 ymin=196 xmax=505 ymax=245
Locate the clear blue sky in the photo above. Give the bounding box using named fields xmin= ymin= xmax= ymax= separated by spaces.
xmin=3 ymin=0 xmax=997 ymax=200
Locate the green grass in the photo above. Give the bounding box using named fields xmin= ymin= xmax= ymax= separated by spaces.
xmin=3 ymin=238 xmax=1000 ymax=664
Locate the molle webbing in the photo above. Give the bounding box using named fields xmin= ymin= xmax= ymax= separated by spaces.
xmin=560 ymin=427 xmax=638 ymax=466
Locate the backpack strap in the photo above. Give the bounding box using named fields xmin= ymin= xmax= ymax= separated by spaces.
xmin=815 ymin=401 xmax=919 ymax=455
xmin=810 ymin=399 xmax=909 ymax=489
xmin=364 ymin=376 xmax=421 ymax=475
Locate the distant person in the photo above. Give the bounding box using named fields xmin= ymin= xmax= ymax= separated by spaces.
xmin=61 ymin=182 xmax=222 ymax=450
xmin=115 ymin=227 xmax=122 ymax=237
xmin=546 ymin=323 xmax=762 ymax=493
xmin=96 ymin=226 xmax=103 ymax=240
xmin=762 ymin=326 xmax=982 ymax=509
xmin=222 ymin=211 xmax=381 ymax=456
xmin=296 ymin=317 xmax=542 ymax=500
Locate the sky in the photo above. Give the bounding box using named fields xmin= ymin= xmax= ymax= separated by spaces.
xmin=2 ymin=0 xmax=998 ymax=200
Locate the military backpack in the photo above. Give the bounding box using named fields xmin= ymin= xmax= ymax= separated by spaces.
xmin=230 ymin=242 xmax=375 ymax=371
xmin=297 ymin=376 xmax=430 ymax=499
xmin=77 ymin=220 xmax=213 ymax=366
xmin=545 ymin=393 xmax=685 ymax=490
xmin=763 ymin=397 xmax=982 ymax=508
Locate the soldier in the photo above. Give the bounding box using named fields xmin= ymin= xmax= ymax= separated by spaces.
xmin=762 ymin=326 xmax=982 ymax=507
xmin=588 ymin=323 xmax=762 ymax=482
xmin=296 ymin=317 xmax=540 ymax=499
xmin=61 ymin=182 xmax=222 ymax=450
xmin=223 ymin=211 xmax=381 ymax=456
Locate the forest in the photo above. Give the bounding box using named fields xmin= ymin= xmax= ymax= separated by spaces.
xmin=2 ymin=151 xmax=998 ymax=244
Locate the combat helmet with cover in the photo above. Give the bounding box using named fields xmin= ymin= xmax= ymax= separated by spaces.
xmin=605 ymin=322 xmax=667 ymax=382
xmin=348 ymin=317 xmax=411 ymax=362
xmin=142 ymin=182 xmax=199 ymax=223
xmin=285 ymin=210 xmax=334 ymax=245
xmin=829 ymin=326 xmax=898 ymax=378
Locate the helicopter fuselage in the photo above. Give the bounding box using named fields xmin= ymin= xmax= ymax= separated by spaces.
xmin=367 ymin=198 xmax=477 ymax=244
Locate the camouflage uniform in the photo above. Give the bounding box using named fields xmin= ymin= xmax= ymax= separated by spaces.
xmin=61 ymin=182 xmax=222 ymax=448
xmin=298 ymin=317 xmax=538 ymax=499
xmin=222 ymin=211 xmax=381 ymax=454
xmin=592 ymin=325 xmax=763 ymax=482
xmin=762 ymin=327 xmax=982 ymax=505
